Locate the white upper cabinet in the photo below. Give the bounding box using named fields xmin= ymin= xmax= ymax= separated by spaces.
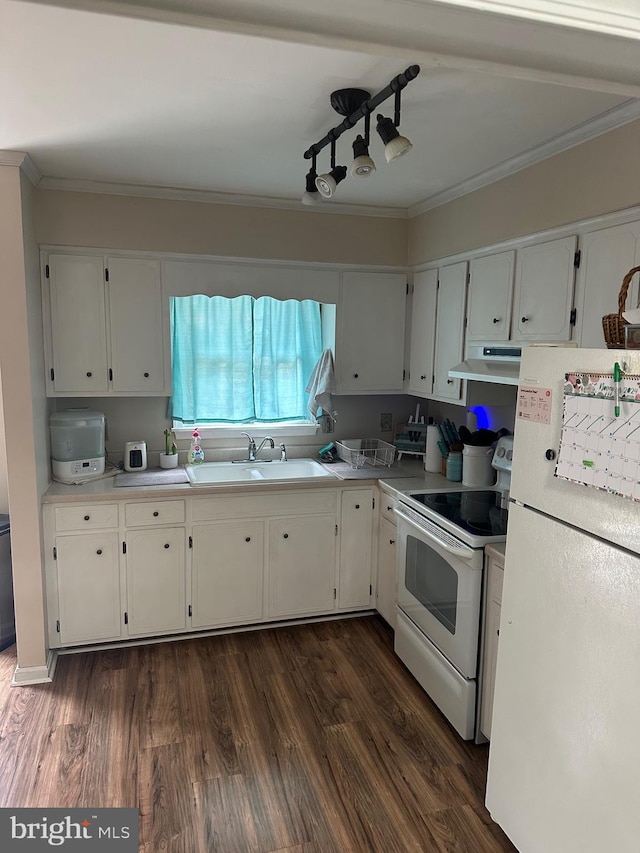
xmin=575 ymin=220 xmax=640 ymax=349
xmin=47 ymin=254 xmax=110 ymax=394
xmin=513 ymin=235 xmax=577 ymax=341
xmin=467 ymin=251 xmax=515 ymax=342
xmin=107 ymin=257 xmax=166 ymax=393
xmin=44 ymin=253 xmax=170 ymax=396
xmin=433 ymin=261 xmax=468 ymax=402
xmin=407 ymin=269 xmax=438 ymax=397
xmin=336 ymin=271 xmax=406 ymax=393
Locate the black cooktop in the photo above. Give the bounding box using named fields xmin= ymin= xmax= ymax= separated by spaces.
xmin=410 ymin=490 xmax=508 ymax=537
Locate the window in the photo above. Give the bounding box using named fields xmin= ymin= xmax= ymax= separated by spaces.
xmin=169 ymin=294 xmax=327 ymax=426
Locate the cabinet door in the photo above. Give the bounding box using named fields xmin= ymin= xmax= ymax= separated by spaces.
xmin=125 ymin=527 xmax=186 ymax=635
xmin=107 ymin=257 xmax=167 ymax=393
xmin=268 ymin=515 xmax=336 ymax=618
xmin=191 ymin=521 xmax=264 ymax=628
xmin=339 ymin=488 xmax=374 ymax=610
xmin=467 ymin=251 xmax=515 ymax=342
xmin=513 ymin=235 xmax=577 ymax=341
xmin=48 ymin=254 xmax=109 ymax=393
xmin=480 ymin=555 xmax=504 ymax=740
xmin=407 ymin=269 xmax=437 ymax=396
xmin=337 ymin=272 xmax=406 ymax=392
xmin=433 ymin=261 xmax=468 ymax=401
xmin=56 ymin=532 xmax=121 ymax=644
xmin=576 ymin=221 xmax=640 ymax=349
xmin=376 ymin=515 xmax=397 ymax=628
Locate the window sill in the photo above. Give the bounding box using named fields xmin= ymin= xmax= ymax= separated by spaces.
xmin=172 ymin=422 xmax=320 ymax=440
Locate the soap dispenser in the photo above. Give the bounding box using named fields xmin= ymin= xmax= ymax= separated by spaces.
xmin=188 ymin=429 xmax=205 ymax=464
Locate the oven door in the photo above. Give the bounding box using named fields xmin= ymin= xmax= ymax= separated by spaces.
xmin=396 ymin=503 xmax=483 ymax=679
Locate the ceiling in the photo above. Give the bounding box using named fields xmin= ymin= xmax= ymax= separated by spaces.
xmin=2 ymin=0 xmax=640 ymax=215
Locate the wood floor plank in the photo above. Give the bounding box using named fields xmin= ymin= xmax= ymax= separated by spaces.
xmin=137 ymin=642 xmax=182 ymax=749
xmin=0 ymin=683 xmax=55 ymax=807
xmin=426 ymin=803 xmax=518 ymax=853
xmin=175 ymin=640 xmax=240 ymax=782
xmin=79 ymin=667 xmax=140 ymax=808
xmin=322 ymin=719 xmax=441 ymax=853
xmin=0 ymin=616 xmax=516 ymax=853
xmin=194 ymin=773 xmax=261 ymax=853
xmin=139 ymin=741 xmax=198 ymax=852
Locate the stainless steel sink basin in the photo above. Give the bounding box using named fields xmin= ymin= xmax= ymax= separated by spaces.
xmin=185 ymin=458 xmax=335 ymax=485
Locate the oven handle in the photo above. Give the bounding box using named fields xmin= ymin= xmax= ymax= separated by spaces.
xmin=395 ymin=505 xmax=477 ymax=561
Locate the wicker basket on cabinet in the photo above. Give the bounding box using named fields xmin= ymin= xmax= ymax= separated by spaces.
xmin=602 ymin=265 xmax=640 ymax=348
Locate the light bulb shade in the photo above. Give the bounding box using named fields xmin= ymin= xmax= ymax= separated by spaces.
xmin=302 ymin=190 xmax=323 ymax=206
xmin=301 ymin=169 xmax=323 ymax=205
xmin=384 ymin=134 xmax=412 ymax=163
xmin=315 ymin=165 xmax=347 ymax=198
xmin=376 ymin=113 xmax=413 ymax=162
xmin=351 ymin=134 xmax=376 ymax=177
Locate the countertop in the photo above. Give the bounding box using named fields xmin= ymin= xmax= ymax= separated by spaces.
xmin=42 ymin=458 xmax=462 ymax=503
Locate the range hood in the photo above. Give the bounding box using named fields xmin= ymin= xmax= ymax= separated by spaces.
xmin=449 ymin=345 xmax=522 ymax=386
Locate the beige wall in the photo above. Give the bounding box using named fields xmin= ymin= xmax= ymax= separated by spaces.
xmin=35 ymin=191 xmax=407 ymax=267
xmin=408 ymin=118 xmax=640 ymax=265
xmin=0 ymin=165 xmax=48 ymax=672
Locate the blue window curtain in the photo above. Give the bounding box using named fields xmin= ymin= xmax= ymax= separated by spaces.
xmin=170 ymin=294 xmax=323 ymax=423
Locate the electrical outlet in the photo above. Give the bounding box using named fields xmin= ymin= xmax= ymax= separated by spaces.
xmin=380 ymin=412 xmax=393 ymax=432
xmin=321 ymin=414 xmax=334 ymax=433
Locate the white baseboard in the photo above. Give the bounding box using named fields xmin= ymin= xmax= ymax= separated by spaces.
xmin=11 ymin=649 xmax=58 ymax=686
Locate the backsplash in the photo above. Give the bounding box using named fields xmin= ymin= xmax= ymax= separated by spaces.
xmin=56 ymin=395 xmax=414 ymax=467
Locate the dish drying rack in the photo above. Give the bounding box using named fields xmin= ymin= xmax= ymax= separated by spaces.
xmin=334 ymin=439 xmax=396 ymax=469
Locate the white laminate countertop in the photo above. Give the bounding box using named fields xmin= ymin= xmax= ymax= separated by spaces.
xmin=42 ymin=458 xmax=464 ymax=504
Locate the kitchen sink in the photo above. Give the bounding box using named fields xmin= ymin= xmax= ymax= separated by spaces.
xmin=185 ymin=458 xmax=336 ymax=485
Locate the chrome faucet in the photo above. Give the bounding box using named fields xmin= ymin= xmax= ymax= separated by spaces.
xmin=256 ymin=436 xmax=275 ymax=459
xmin=238 ymin=431 xmax=257 ymax=462
xmin=235 ymin=432 xmax=275 ymax=463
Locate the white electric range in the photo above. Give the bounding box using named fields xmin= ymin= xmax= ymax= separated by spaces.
xmin=393 ymin=436 xmax=513 ymax=740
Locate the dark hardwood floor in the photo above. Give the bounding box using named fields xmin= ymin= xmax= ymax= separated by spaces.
xmin=0 ymin=616 xmax=517 ymax=852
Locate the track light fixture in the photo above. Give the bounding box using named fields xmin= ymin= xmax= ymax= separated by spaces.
xmin=303 ymin=65 xmax=420 ymax=202
xmin=315 ymin=140 xmax=347 ymax=199
xmin=301 ymin=154 xmax=323 ymax=205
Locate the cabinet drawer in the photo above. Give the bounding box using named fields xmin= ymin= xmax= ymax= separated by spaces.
xmin=379 ymin=491 xmax=398 ymax=524
xmin=125 ymin=500 xmax=185 ymax=527
xmin=54 ymin=504 xmax=119 ymax=532
xmin=192 ymin=489 xmax=337 ymax=522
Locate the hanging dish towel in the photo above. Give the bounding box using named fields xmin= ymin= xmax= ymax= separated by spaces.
xmin=306 ymin=349 xmax=336 ymax=420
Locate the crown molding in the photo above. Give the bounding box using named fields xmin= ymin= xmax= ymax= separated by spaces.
xmin=36 ymin=177 xmax=408 ymax=219
xmin=0 ymin=151 xmax=41 ymax=186
xmin=420 ymin=1 xmax=640 ymax=40
xmin=408 ymin=96 xmax=640 ymax=217
xmin=30 ymin=94 xmax=640 ymax=220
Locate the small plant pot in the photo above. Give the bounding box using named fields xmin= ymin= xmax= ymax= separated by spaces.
xmin=159 ymin=453 xmax=179 ymax=469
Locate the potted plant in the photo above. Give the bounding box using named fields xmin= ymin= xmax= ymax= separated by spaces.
xmin=160 ymin=429 xmax=179 ymax=469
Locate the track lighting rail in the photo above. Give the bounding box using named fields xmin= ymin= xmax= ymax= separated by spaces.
xmin=304 ymin=65 xmax=420 ymax=160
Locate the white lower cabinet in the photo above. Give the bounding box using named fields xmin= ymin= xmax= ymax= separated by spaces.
xmin=268 ymin=515 xmax=337 ymax=618
xmin=480 ymin=545 xmax=505 ymax=740
xmin=338 ymin=488 xmax=374 ymax=609
xmin=191 ymin=521 xmax=264 ymax=628
xmin=125 ymin=527 xmax=186 ymax=635
xmin=55 ymin=532 xmax=121 ymax=645
xmin=45 ymin=485 xmax=378 ymax=649
xmin=376 ymin=515 xmax=397 ymax=628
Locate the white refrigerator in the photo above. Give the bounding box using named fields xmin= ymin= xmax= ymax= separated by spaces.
xmin=486 ymin=346 xmax=640 ymax=853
